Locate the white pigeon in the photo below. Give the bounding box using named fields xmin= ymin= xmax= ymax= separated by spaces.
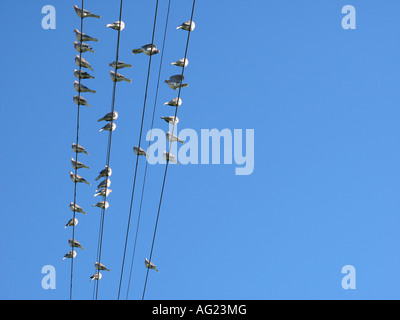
xmin=165 ymin=75 xmax=189 ymax=90
xmin=74 ymin=29 xmax=99 ymax=42
xmin=65 ymin=218 xmax=78 ymax=228
xmin=145 ymin=258 xmax=159 ymax=272
xmin=70 ymin=171 xmax=91 ymax=185
xmin=99 ymin=122 xmax=117 ymax=132
xmin=161 ymin=116 xmax=179 ymax=125
xmin=70 ymin=202 xmax=87 ymax=215
xmin=94 ymin=188 xmax=112 ymax=197
xmin=166 ymin=131 xmax=185 ymax=144
xmin=73 ymin=5 xmax=101 ymax=19
xmin=164 ymin=97 xmax=182 ymax=107
xmin=63 ymin=250 xmax=77 ymax=260
xmin=132 ymin=44 xmax=160 ymax=56
xmin=90 ymin=272 xmax=102 ymax=281
xmin=92 ymin=201 xmax=110 ymax=210
xmin=96 ymin=178 xmax=111 ymax=191
xmin=163 ymin=151 xmax=179 ymax=165
xmin=74 ymin=80 xmax=96 ymax=94
xmin=75 ymin=55 xmax=93 ymax=71
xmin=72 ymin=143 xmax=89 ymax=155
xmin=110 ymin=70 xmax=132 ymax=83
xmin=176 ymin=20 xmax=196 ymax=31
xmin=74 ymin=69 xmax=94 ymax=80
xmin=73 ymin=95 xmax=90 ymax=108
xmin=68 ymin=239 xmax=85 ymax=250
xmin=71 ymin=157 xmax=90 ymax=170
xmin=109 ymin=61 xmax=132 ymax=69
xmin=97 ymin=111 xmax=118 ymax=122
xmin=95 ymin=262 xmax=110 ymax=272
xmin=95 ymin=166 xmax=112 ymax=181
xmin=73 ymin=41 xmax=95 ymax=53
xmin=106 ymin=21 xmax=125 ymax=31
xmin=133 ymin=146 xmax=147 ymax=157
xmin=171 ymin=58 xmax=189 ymax=68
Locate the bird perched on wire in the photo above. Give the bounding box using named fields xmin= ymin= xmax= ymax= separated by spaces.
xmin=93 ymin=201 xmax=110 ymax=210
xmin=176 ymin=20 xmax=196 ymax=31
xmin=74 ymin=69 xmax=94 ymax=80
xmin=75 ymin=55 xmax=93 ymax=71
xmin=109 ymin=61 xmax=132 ymax=69
xmin=96 ymin=178 xmax=111 ymax=191
xmin=65 ymin=218 xmax=78 ymax=229
xmin=68 ymin=239 xmax=85 ymax=250
xmin=171 ymin=58 xmax=189 ymax=68
xmin=167 ymin=132 xmax=185 ymax=144
xmin=74 ymin=29 xmax=98 ymax=42
xmin=95 ymin=166 xmax=112 ymax=181
xmin=73 ymin=41 xmax=95 ymax=54
xmin=71 ymin=158 xmax=90 ymax=170
xmin=165 ymin=75 xmax=189 ymax=90
xmin=72 ymin=143 xmax=89 ymax=155
xmin=95 ymin=262 xmax=110 ymax=272
xmin=132 ymin=44 xmax=160 ymax=56
xmin=164 ymin=97 xmax=182 ymax=107
xmin=110 ymin=71 xmax=132 ymax=83
xmin=70 ymin=172 xmax=91 ymax=185
xmin=90 ymin=272 xmax=102 ymax=281
xmin=133 ymin=146 xmax=147 ymax=157
xmin=99 ymin=122 xmax=116 ymax=133
xmin=163 ymin=151 xmax=179 ymax=165
xmin=106 ymin=20 xmax=125 ymax=31
xmin=73 ymin=95 xmax=90 ymax=108
xmin=97 ymin=111 xmax=118 ymax=122
xmin=145 ymin=258 xmax=159 ymax=272
xmin=73 ymin=5 xmax=101 ymax=19
xmin=70 ymin=202 xmax=87 ymax=215
xmin=94 ymin=188 xmax=112 ymax=198
xmin=63 ymin=250 xmax=77 ymax=260
xmin=74 ymin=81 xmax=96 ymax=94
xmin=161 ymin=116 xmax=179 ymax=126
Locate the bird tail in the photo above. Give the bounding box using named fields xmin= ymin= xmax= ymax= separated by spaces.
xmin=92 ymin=38 xmax=99 ymax=42
xmin=97 ymin=118 xmax=104 ymax=122
xmin=84 ymin=151 xmax=90 ymax=155
xmin=179 ymin=140 xmax=185 ymax=144
xmin=132 ymin=49 xmax=142 ymax=55
xmin=92 ymin=14 xmax=101 ymax=19
xmin=125 ymin=79 xmax=132 ymax=83
xmin=99 ymin=129 xmax=104 ymax=132
xmin=89 ymin=49 xmax=95 ymax=54
xmin=95 ymin=176 xmax=100 ymax=181
xmin=85 ymin=181 xmax=91 ymax=186
xmin=88 ymin=66 xmax=94 ymax=71
xmin=89 ymin=90 xmax=96 ymax=93
xmin=176 ymin=26 xmax=182 ymax=30
xmin=62 ymin=257 xmax=66 ymax=260
xmin=171 ymin=62 xmax=177 ymax=66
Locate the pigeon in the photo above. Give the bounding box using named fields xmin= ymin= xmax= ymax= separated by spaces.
xmin=176 ymin=20 xmax=196 ymax=31
xmin=68 ymin=239 xmax=85 ymax=250
xmin=164 ymin=97 xmax=182 ymax=107
xmin=161 ymin=116 xmax=179 ymax=125
xmin=74 ymin=29 xmax=99 ymax=42
xmin=70 ymin=202 xmax=87 ymax=215
xmin=92 ymin=201 xmax=110 ymax=210
xmin=75 ymin=55 xmax=93 ymax=71
xmin=132 ymin=44 xmax=160 ymax=56
xmin=72 ymin=143 xmax=89 ymax=155
xmin=110 ymin=71 xmax=132 ymax=83
xmin=171 ymin=58 xmax=189 ymax=68
xmin=73 ymin=95 xmax=90 ymax=108
xmin=90 ymin=272 xmax=102 ymax=281
xmin=73 ymin=5 xmax=101 ymax=19
xmin=99 ymin=122 xmax=117 ymax=132
xmin=70 ymin=172 xmax=91 ymax=185
xmin=109 ymin=61 xmax=132 ymax=69
xmin=106 ymin=21 xmax=125 ymax=31
xmin=133 ymin=146 xmax=147 ymax=157
xmin=95 ymin=166 xmax=112 ymax=181
xmin=145 ymin=258 xmax=159 ymax=272
xmin=74 ymin=69 xmax=94 ymax=80
xmin=163 ymin=151 xmax=179 ymax=165
xmin=94 ymin=188 xmax=112 ymax=197
xmin=73 ymin=41 xmax=95 ymax=54
xmin=63 ymin=250 xmax=77 ymax=260
xmin=95 ymin=262 xmax=110 ymax=272
xmin=165 ymin=75 xmax=189 ymax=90
xmin=74 ymin=80 xmax=96 ymax=94
xmin=167 ymin=131 xmax=185 ymax=144
xmin=97 ymin=111 xmax=118 ymax=122
xmin=65 ymin=218 xmax=78 ymax=228
xmin=96 ymin=178 xmax=111 ymax=191
xmin=71 ymin=157 xmax=90 ymax=170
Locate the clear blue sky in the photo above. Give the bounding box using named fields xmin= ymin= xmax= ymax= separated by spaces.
xmin=1 ymin=0 xmax=400 ymax=300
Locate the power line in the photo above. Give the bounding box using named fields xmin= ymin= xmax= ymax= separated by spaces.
xmin=117 ymin=0 xmax=160 ymax=300
xmin=125 ymin=0 xmax=172 ymax=300
xmin=142 ymin=0 xmax=196 ymax=300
